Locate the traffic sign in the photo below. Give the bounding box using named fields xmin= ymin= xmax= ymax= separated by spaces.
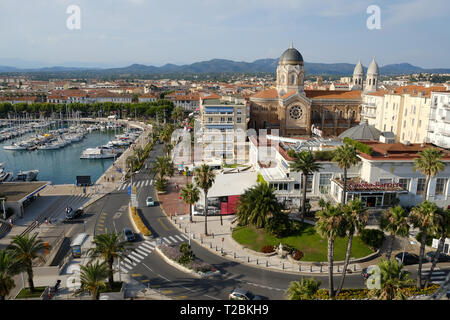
xmin=127 ymin=186 xmax=131 ymax=195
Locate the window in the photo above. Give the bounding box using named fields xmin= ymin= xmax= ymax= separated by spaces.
xmin=237 ymin=109 xmax=242 ymax=115
xmin=220 ymin=117 xmax=225 ymax=123
xmin=301 ymin=174 xmax=313 ymax=193
xmin=208 ymin=117 xmax=213 ymax=123
xmin=319 ymin=174 xmax=332 ymax=194
xmin=417 ymin=178 xmax=426 ymax=195
xmin=294 ymin=183 xmax=300 ymax=190
xmin=380 ymin=178 xmax=393 ymax=184
xmin=237 ymin=117 xmax=241 ymax=123
xmin=435 ymin=178 xmax=448 ymax=195
xmin=399 ymin=178 xmax=410 ymax=191
xmin=227 ymin=117 xmax=232 ymax=123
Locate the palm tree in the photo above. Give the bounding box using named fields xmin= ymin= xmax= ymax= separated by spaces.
xmin=413 ymin=147 xmax=445 ymax=201
xmin=315 ymin=203 xmax=345 ymax=298
xmin=379 ymin=206 xmax=410 ymax=261
xmin=163 ymin=143 xmax=174 ymax=157
xmin=375 ymin=259 xmax=413 ymax=300
xmin=286 ymin=277 xmax=321 ymax=300
xmin=151 ymin=156 xmax=174 ymax=180
xmin=134 ymin=146 xmax=145 ymax=163
xmin=424 ymin=209 xmax=450 ymax=288
xmin=409 ymin=201 xmax=440 ymax=288
xmin=0 ymin=249 xmax=20 ymax=300
xmin=194 ymin=164 xmax=216 ymax=236
xmin=236 ymin=182 xmax=282 ymax=229
xmin=126 ymin=155 xmax=138 ymax=173
xmin=181 ymin=184 xmax=200 ymax=223
xmin=332 ymin=144 xmax=359 ymax=204
xmin=87 ymin=232 xmax=130 ymax=290
xmin=336 ymin=198 xmax=369 ymax=295
xmin=172 ymin=106 xmax=185 ymax=125
xmin=7 ymin=233 xmax=47 ymax=293
xmin=76 ymin=261 xmax=108 ymax=300
xmin=290 ymin=151 xmax=322 ymax=226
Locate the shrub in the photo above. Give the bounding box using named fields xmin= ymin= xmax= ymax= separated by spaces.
xmin=292 ymin=251 xmax=304 ymax=261
xmin=261 ymin=245 xmax=275 ymax=253
xmin=178 ymin=243 xmax=195 ymax=265
xmin=155 ymin=177 xmax=167 ymax=192
xmin=343 ymin=137 xmax=373 ymax=155
xmin=360 ymin=229 xmax=384 ymax=250
xmin=287 ymin=149 xmax=296 ymax=158
xmin=313 ymin=150 xmax=336 ymax=161
xmin=267 ymin=213 xmax=293 ymax=238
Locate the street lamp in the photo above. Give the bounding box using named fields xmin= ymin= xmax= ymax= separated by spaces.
xmin=180 ymin=217 xmax=191 ymax=245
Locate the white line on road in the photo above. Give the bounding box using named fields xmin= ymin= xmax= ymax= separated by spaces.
xmin=163 ymin=237 xmax=173 ymax=244
xmin=130 ymin=251 xmax=146 ymax=260
xmin=143 ymin=241 xmax=155 ymax=248
xmin=174 ymin=235 xmax=185 ymax=242
xmin=127 ymin=254 xmax=141 ymax=263
xmin=137 ymin=246 xmax=153 ymax=254
xmin=181 ymin=234 xmax=189 ymax=240
xmin=150 ymin=180 xmax=153 ymax=185
xmin=135 ymin=248 xmax=149 ymax=256
xmin=145 ymin=180 xmax=149 ymax=186
xmin=168 ymin=236 xmax=178 ymax=243
xmin=204 ymin=295 xmax=221 ymax=300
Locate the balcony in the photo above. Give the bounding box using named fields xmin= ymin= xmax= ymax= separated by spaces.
xmin=360 ymin=111 xmax=376 ymax=119
xmin=362 ymin=102 xmax=376 ymax=108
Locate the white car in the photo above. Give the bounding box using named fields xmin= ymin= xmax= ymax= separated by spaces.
xmin=146 ymin=197 xmax=154 ymax=206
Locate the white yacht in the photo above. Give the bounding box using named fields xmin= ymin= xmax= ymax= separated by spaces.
xmin=3 ymin=143 xmax=27 ymax=150
xmin=80 ymin=147 xmax=116 ymax=159
xmin=15 ymin=170 xmax=39 ymax=181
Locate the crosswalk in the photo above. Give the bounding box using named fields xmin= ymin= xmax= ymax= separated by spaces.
xmin=118 ymin=234 xmax=190 ymax=274
xmin=117 ymin=180 xmax=153 ymax=191
xmin=422 ymin=269 xmax=449 ymax=285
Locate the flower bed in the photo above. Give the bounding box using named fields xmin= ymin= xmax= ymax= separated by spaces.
xmin=159 ymin=244 xmax=216 ymax=274
xmin=130 ymin=206 xmax=152 ymax=237
xmin=310 ymin=284 xmax=440 ymax=300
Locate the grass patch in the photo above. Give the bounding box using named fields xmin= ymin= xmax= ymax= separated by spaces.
xmin=16 ymin=286 xmax=46 ymax=299
xmin=232 ymin=224 xmax=373 ymax=262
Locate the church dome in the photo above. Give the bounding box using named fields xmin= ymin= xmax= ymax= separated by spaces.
xmin=338 ymin=120 xmax=381 ymax=141
xmin=367 ymin=57 xmax=379 ymax=75
xmin=279 ymin=45 xmax=304 ymax=65
xmin=353 ymin=60 xmax=364 ymax=75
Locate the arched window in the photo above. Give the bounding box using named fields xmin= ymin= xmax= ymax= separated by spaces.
xmin=281 ymin=75 xmax=285 ymax=84
xmin=369 ymin=79 xmax=371 ymax=85
xmin=359 ymin=78 xmax=361 ymax=85
xmin=352 ymin=111 xmax=356 ymax=119
xmin=290 ymin=74 xmax=295 ymax=85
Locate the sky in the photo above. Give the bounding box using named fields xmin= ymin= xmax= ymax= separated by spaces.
xmin=0 ymin=0 xmax=449 ymax=69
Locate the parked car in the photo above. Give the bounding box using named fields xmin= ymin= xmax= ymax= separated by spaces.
xmin=65 ymin=207 xmax=83 ymax=220
xmin=425 ymin=251 xmax=450 ymax=263
xmin=123 ymin=228 xmax=135 ymax=242
xmin=395 ymin=252 xmax=420 ymax=265
xmin=146 ymin=197 xmax=154 ymax=206
xmin=229 ymin=288 xmax=262 ymax=300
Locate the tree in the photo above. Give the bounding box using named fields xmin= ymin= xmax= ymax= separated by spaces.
xmin=76 ymin=261 xmax=108 ymax=300
xmin=374 ymin=259 xmax=413 ymax=300
xmin=181 ymin=183 xmax=200 ymax=223
xmin=126 ymin=155 xmax=138 ymax=174
xmin=7 ymin=233 xmax=47 ymax=293
xmin=332 ymin=144 xmax=359 ymax=204
xmin=172 ymin=106 xmax=185 ymax=125
xmin=409 ymin=201 xmax=440 ymax=288
xmin=194 ymin=164 xmax=216 ymax=236
xmin=413 ymin=147 xmax=445 ymax=201
xmin=379 ymin=206 xmax=410 ymax=261
xmin=424 ymin=209 xmax=450 ymax=288
xmin=87 ymin=232 xmax=130 ymax=290
xmin=290 ymin=151 xmax=322 ymax=226
xmin=336 ymin=198 xmax=369 ymax=295
xmin=286 ymin=277 xmax=321 ymax=300
xmin=134 ymin=146 xmax=145 ymax=163
xmin=151 ymin=156 xmax=174 ymax=181
xmin=236 ymin=182 xmax=283 ymax=229
xmin=315 ymin=203 xmax=345 ymax=298
xmin=0 ymin=249 xmax=20 ymax=300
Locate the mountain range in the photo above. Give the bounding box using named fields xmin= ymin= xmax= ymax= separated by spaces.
xmin=0 ymin=59 xmax=449 ymax=76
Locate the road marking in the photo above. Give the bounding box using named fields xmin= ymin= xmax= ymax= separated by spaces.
xmin=174 ymin=235 xmax=185 ymax=242
xmin=163 ymin=237 xmax=173 ymax=244
xmin=130 ymin=251 xmax=146 ymax=260
xmin=131 ymin=273 xmax=142 ymax=278
xmin=127 ymin=254 xmax=141 ymax=263
xmin=138 ymin=246 xmax=153 ymax=254
xmin=137 ymin=181 xmax=142 ymax=188
xmin=204 ymin=294 xmax=220 ymax=300
xmin=135 ymin=248 xmax=149 ymax=256
xmin=168 ymin=236 xmax=178 ymax=242
xmin=141 ymin=242 xmax=155 ymax=250
xmin=121 ymin=262 xmax=133 ymax=270
xmin=174 ymin=296 xmax=188 ymax=300
xmin=144 ymin=180 xmax=149 ymax=186
xmin=161 ymin=290 xmax=173 ymax=294
xmin=157 ymin=218 xmax=171 ymax=231
xmin=150 ymin=180 xmax=153 ymax=185
xmin=181 ymin=234 xmax=189 ymax=240
xmin=141 ymin=279 xmax=150 ymax=283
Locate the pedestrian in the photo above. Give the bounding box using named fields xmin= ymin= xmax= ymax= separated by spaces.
xmin=9 ymin=218 xmax=13 ymax=227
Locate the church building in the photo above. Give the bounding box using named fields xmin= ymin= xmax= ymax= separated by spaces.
xmin=249 ymin=45 xmax=380 ymax=137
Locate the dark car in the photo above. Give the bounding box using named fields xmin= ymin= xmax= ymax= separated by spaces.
xmin=123 ymin=228 xmax=135 ymax=242
xmin=395 ymin=252 xmax=420 ymax=265
xmin=425 ymin=251 xmax=450 ymax=263
xmin=229 ymin=288 xmax=262 ymax=300
xmin=65 ymin=208 xmax=83 ymax=220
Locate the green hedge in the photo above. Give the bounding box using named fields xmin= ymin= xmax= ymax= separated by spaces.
xmin=360 ymin=229 xmax=385 ymax=250
xmin=343 ymin=137 xmax=373 ymax=155
xmin=313 ymin=150 xmax=336 ymax=161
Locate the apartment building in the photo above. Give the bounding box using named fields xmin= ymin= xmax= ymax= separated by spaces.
xmin=427 ymin=91 xmax=450 ymax=149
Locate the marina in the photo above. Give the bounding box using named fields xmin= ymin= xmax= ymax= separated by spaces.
xmin=0 ymin=121 xmax=141 ymax=185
